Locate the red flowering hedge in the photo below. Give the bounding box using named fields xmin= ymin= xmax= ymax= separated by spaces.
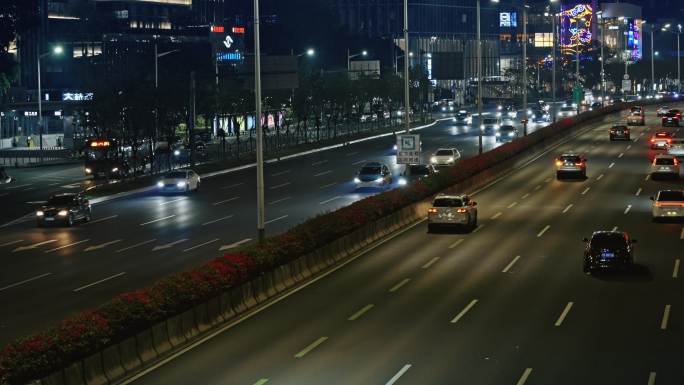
xmin=0 ymin=102 xmax=644 ymax=384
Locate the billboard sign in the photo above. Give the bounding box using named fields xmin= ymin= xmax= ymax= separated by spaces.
xmin=212 ymin=24 xmax=245 ymax=63
xmin=500 ymin=12 xmax=517 ymax=27
xmin=560 ymin=4 xmax=593 ymax=54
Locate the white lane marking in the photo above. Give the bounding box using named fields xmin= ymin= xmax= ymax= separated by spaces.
xmin=502 ymin=255 xmax=522 ymax=273
xmin=563 ymin=204 xmax=574 ymax=213
xmin=320 ymin=182 xmax=337 ymax=189
xmin=45 ymin=239 xmax=91 ymax=253
xmin=311 ymin=160 xmax=328 ymax=166
xmin=265 ymin=215 xmax=288 ymax=225
xmin=253 ymin=379 xmax=269 ymax=385
xmin=609 ymin=162 xmax=615 ymax=168
xmin=85 ymin=239 xmax=123 ymax=252
xmin=314 ymin=170 xmax=332 ymax=177
xmin=450 ymin=299 xmax=478 ymax=323
xmin=352 ymin=159 xmax=368 ymax=165
xmin=183 ymin=238 xmax=220 ymax=253
xmin=645 ymin=174 xmax=651 ymax=181
xmin=612 ymin=226 xmax=618 ymax=232
xmin=152 ymin=239 xmax=188 ymax=251
xmin=448 ymin=239 xmax=464 ymax=249
xmin=596 ymin=173 xmax=604 ymax=181
xmin=219 ymin=238 xmax=252 ymax=251
xmin=624 ymin=205 xmax=632 ymax=214
xmin=202 ymin=215 xmax=234 ymax=226
xmin=661 ymin=305 xmax=671 ymax=330
xmin=534 ymin=184 xmax=542 ymax=191
xmin=294 ymin=336 xmax=328 ymax=358
xmin=422 ymin=257 xmax=440 ymax=269
xmin=0 ymin=273 xmax=52 ymax=292
xmin=537 ymin=225 xmax=551 ymax=238
xmin=544 ymin=177 xmax=552 ymax=183
xmin=516 ymin=368 xmax=533 ymax=385
xmin=13 ymin=239 xmax=57 ymax=252
xmin=507 ymin=202 xmax=518 ymax=208
xmin=618 ymin=152 xmax=624 ymax=158
xmin=521 ymin=193 xmax=531 ymax=199
xmin=73 ymin=272 xmax=126 ymax=292
xmin=581 ymin=187 xmax=591 ymax=195
xmin=269 ymin=182 xmax=291 ymax=190
xmin=221 ymin=182 xmax=244 ymax=190
xmin=140 ymin=215 xmax=176 ymax=226
xmin=25 ymin=200 xmax=45 ymax=204
xmin=348 ymin=304 xmax=374 ymax=321
xmin=472 ymin=224 xmax=484 ymax=233
xmin=627 ymin=145 xmax=632 ymax=150
xmin=680 ymin=227 xmax=684 ymax=239
xmin=554 ymin=302 xmax=574 ymax=326
xmin=389 ymin=278 xmax=411 ymax=293
xmin=159 ymin=198 xmax=185 ymax=206
xmin=270 ymin=170 xmax=291 ymax=177
xmin=212 ymin=196 xmax=240 ymax=206
xmin=6 ymin=183 xmax=32 ymax=189
xmin=0 ymin=239 xmax=23 ymax=247
xmin=116 ymin=239 xmax=156 ymax=253
xmin=268 ymin=196 xmax=292 ymax=205
xmin=647 ymin=372 xmax=656 ymax=385
xmin=385 ymin=364 xmax=412 ymax=385
xmin=673 ymin=259 xmax=680 ymax=279
xmin=636 ymin=188 xmax=642 ymax=196
xmin=88 ymin=215 xmax=118 ymax=224
xmin=319 ymin=196 xmax=343 ymax=205
xmin=345 ymin=151 xmax=359 ymax=157
xmin=490 ymin=212 xmax=502 ymax=219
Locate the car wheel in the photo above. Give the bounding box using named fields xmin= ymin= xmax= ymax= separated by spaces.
xmin=609 ymin=136 xmax=614 ymax=141
xmin=427 ymin=224 xmax=434 ymax=233
xmin=583 ymin=262 xmax=591 ymax=274
xmin=36 ymin=221 xmax=43 ymax=228
xmin=473 ymin=213 xmax=478 ymax=227
xmin=195 ymin=182 xmax=200 ymax=192
xmin=582 ymin=170 xmax=587 ymax=179
xmin=626 ymin=136 xmax=630 ymax=141
xmin=556 ymin=171 xmax=562 ymax=180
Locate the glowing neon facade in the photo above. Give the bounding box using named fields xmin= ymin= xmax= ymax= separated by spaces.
xmin=560 ymin=4 xmax=593 ymax=54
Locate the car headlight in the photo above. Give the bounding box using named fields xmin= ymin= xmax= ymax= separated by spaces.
xmin=450 ymin=106 xmax=454 ymax=111
xmin=174 ymin=150 xmax=181 ymax=156
xmin=494 ymin=124 xmax=500 ymax=130
xmin=447 ymin=157 xmax=454 ymax=163
xmin=36 ymin=211 xmax=44 ymax=217
xmin=480 ymin=124 xmax=485 ymax=130
xmin=354 ymin=177 xmax=361 ymax=183
xmin=441 ymin=107 xmax=446 ymax=111
xmin=111 ymin=167 xmax=119 ymax=173
xmin=496 ymin=112 xmax=502 ymax=117
xmin=375 ymin=177 xmax=384 ymax=183
xmin=177 ymin=181 xmax=186 ymax=187
xmin=58 ymin=210 xmax=68 ymax=217
xmin=157 ymin=181 xmax=164 ymax=188
xmin=398 ymin=178 xmax=407 ymax=186
xmin=527 ymin=109 xmax=532 ymax=115
xmin=393 ymin=144 xmax=397 ymax=151
xmin=498 ymin=105 xmax=502 ymax=110
xmin=430 ymin=156 xmax=437 ymax=163
xmin=496 ymin=133 xmax=501 ymax=137
xmin=85 ymin=167 xmax=92 ymax=174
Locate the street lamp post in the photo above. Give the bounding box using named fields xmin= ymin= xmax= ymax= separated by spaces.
xmin=522 ymin=5 xmax=528 ymax=117
xmin=347 ymin=49 xmax=368 ymax=77
xmin=254 ymin=0 xmax=265 ymax=242
xmin=551 ymin=0 xmax=557 ymax=121
xmin=37 ymin=45 xmax=63 ymax=163
xmin=651 ymin=23 xmax=656 ymax=95
xmin=597 ymin=11 xmax=605 ymax=104
xmin=477 ymin=0 xmax=482 ymax=155
xmin=679 ymin=25 xmax=682 ymax=92
xmin=403 ymin=0 xmax=410 ymax=133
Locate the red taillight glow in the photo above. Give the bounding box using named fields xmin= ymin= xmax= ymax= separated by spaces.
xmin=456 ymin=208 xmax=467 ymax=213
xmin=575 ymin=162 xmax=583 ymax=166
xmin=668 ymin=139 xmax=672 ymax=144
xmin=675 ymin=159 xmax=680 ymax=165
xmin=651 ymin=138 xmax=656 ymax=143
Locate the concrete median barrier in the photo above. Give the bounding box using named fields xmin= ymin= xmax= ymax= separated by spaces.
xmin=63 ymin=362 xmax=86 ymax=385
xmin=166 ymin=314 xmax=186 ymax=348
xmin=219 ymin=291 xmax=237 ymax=320
xmin=82 ymin=353 xmax=105 ymax=385
xmin=205 ymin=297 xmax=224 ymax=327
xmin=150 ymin=321 xmax=172 ymax=356
xmin=118 ymin=337 xmax=142 ymax=373
xmin=180 ymin=309 xmax=199 ymax=341
xmin=101 ymin=345 xmax=125 ymax=383
xmin=39 ymin=371 xmax=65 ymax=385
xmin=135 ymin=329 xmax=158 ymax=364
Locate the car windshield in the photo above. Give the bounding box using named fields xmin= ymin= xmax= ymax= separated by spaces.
xmin=501 ymin=126 xmax=515 ymax=131
xmin=165 ymin=171 xmax=187 ymax=178
xmin=656 ymin=132 xmax=672 ymax=138
xmin=655 ymin=158 xmax=675 ymax=165
xmin=457 ymin=112 xmax=468 ymax=117
xmin=561 ymin=107 xmax=574 ymax=111
xmin=408 ymin=165 xmax=431 ymax=175
xmin=560 ymin=155 xmax=581 ymax=162
xmin=483 ymin=118 xmax=497 ymax=124
xmin=590 ymin=233 xmax=627 ymax=251
xmin=630 ymin=107 xmax=641 ymax=113
xmin=631 ymin=111 xmax=641 ymax=116
xmin=612 ymin=126 xmax=627 ymax=130
xmin=47 ymin=195 xmax=76 ymax=205
xmin=360 ymin=166 xmax=381 ymax=175
xmin=658 ymin=191 xmax=684 ymax=201
xmin=435 ymin=149 xmax=453 ymax=156
xmin=433 ymin=198 xmax=463 ymax=207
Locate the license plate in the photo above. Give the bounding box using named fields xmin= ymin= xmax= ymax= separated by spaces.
xmin=45 ymin=217 xmax=54 ymax=221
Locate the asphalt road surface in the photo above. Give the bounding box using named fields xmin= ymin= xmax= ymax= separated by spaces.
xmin=113 ymin=105 xmax=684 ymax=385
xmin=0 ymin=104 xmax=568 ymax=345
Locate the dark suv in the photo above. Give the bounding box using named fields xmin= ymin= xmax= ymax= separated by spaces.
xmin=36 ymin=193 xmax=91 ymax=227
xmin=583 ymin=231 xmax=636 ymax=273
xmin=662 ymin=109 xmax=681 ymax=127
xmin=609 ymin=123 xmax=630 ymax=141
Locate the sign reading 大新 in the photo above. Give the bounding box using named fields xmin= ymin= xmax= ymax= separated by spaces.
xmin=396 ymin=134 xmax=421 ymax=165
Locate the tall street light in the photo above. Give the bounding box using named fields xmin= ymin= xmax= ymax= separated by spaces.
xmin=650 ymin=22 xmax=656 ymax=95
xmin=347 ymin=49 xmax=368 ymax=76
xmin=154 ymin=43 xmax=181 ymax=170
xmin=550 ymin=0 xmax=558 ymax=121
xmin=661 ymin=24 xmax=681 ymax=93
xmin=476 ymin=0 xmax=482 ymax=155
xmin=254 ymin=0 xmax=265 ymax=241
xmin=403 ymin=0 xmax=410 ymax=133
xmin=597 ymin=10 xmax=606 ymax=104
xmin=37 ymin=44 xmax=63 ymax=163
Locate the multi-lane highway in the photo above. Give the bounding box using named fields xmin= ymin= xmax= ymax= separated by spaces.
xmin=0 ymin=105 xmax=555 ymax=345
xmin=111 ymin=106 xmax=684 ymax=385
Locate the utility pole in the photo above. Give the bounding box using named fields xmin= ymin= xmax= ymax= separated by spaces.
xmin=599 ymin=12 xmax=605 ymax=104
xmin=189 ymin=71 xmax=196 ymax=167
xmin=403 ymin=0 xmax=410 ymax=133
xmin=522 ymin=5 xmax=528 ymax=116
xmin=651 ymin=24 xmax=655 ymax=95
xmin=254 ymin=0 xmax=265 ymax=242
xmin=477 ymin=0 xmax=483 ymax=155
xmin=551 ymin=5 xmax=557 ymax=121
xmin=678 ymin=25 xmax=682 ymax=92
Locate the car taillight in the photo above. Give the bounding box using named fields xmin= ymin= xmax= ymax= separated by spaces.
xmin=675 ymin=159 xmax=680 ymax=165
xmin=456 ymin=208 xmax=467 ymax=213
xmin=575 ymin=162 xmax=583 ymax=166
xmin=668 ymin=139 xmax=672 ymax=144
xmin=428 ymin=208 xmax=438 ymax=213
xmin=651 ymin=138 xmax=656 ymax=143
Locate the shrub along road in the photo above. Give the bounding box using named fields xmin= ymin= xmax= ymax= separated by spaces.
xmin=0 ymin=106 xmax=545 ymax=346
xmin=124 ymin=108 xmax=684 ymax=384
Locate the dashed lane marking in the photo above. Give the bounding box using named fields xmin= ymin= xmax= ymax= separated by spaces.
xmin=253 ymin=380 xmax=269 ymax=385
xmin=636 ymin=188 xmax=642 ymax=196
xmin=472 ymin=224 xmax=484 ymax=233
xmin=450 ymin=299 xmax=478 ymax=324
xmin=507 ymin=202 xmax=518 ymax=208
xmin=265 ymin=215 xmax=288 ymax=225
xmin=422 ymin=257 xmax=440 ymax=269
xmin=624 ymin=205 xmax=632 ymax=214
xmin=13 ymin=239 xmax=57 ymax=252
xmin=212 ymin=196 xmax=240 ymax=206
xmin=609 ymin=162 xmax=615 ymax=168
xmin=294 ymin=336 xmax=328 ymax=358
xmin=0 ymin=239 xmax=23 ymax=247
xmin=314 ymin=170 xmax=332 ymax=177
xmin=159 ymin=198 xmax=185 ymax=206
xmin=537 ymin=225 xmax=551 ymax=238
xmin=491 ymin=212 xmax=502 ymax=219
xmin=521 ymin=193 xmax=531 ymax=199
xmin=389 ymin=278 xmax=411 ymax=293
xmin=352 ymin=159 xmax=368 ymax=165
xmin=140 ymin=215 xmax=176 ymax=226
xmin=84 ymin=239 xmax=123 ymax=252
xmin=73 ymin=272 xmax=126 ymax=292
xmin=516 ymin=368 xmax=533 ymax=385
xmin=220 ymin=182 xmax=244 ymax=190
xmin=320 ymin=182 xmax=337 ymax=189
xmin=45 ymin=239 xmax=90 ymax=253
xmin=270 ymin=170 xmax=291 ymax=177
xmin=581 ymin=187 xmax=591 ymax=195
xmin=554 ymin=302 xmax=574 ymax=326
xmin=661 ymin=305 xmax=671 ymax=330
xmin=618 ymin=152 xmax=624 ymax=158
xmin=385 ymin=364 xmax=412 ymax=385
xmin=502 ymin=255 xmax=522 ymax=273
xmin=202 ymin=215 xmax=234 ymax=226
xmin=269 ymin=182 xmax=291 ymax=190
xmin=319 ymin=196 xmax=343 ymax=205
xmin=268 ymin=196 xmax=292 ymax=205
xmin=183 ymin=238 xmax=220 ymax=252
xmin=311 ymin=160 xmax=328 ymax=166
xmin=88 ymin=215 xmax=118 ymax=224
xmin=596 ymin=174 xmax=604 ymax=181
xmin=562 ymin=204 xmax=574 ymax=213
xmin=673 ymin=259 xmax=680 ymax=279
xmin=448 ymin=239 xmax=464 ymax=249
xmin=348 ymin=304 xmax=374 ymax=321
xmin=647 ymin=372 xmax=656 ymax=385
xmin=0 ymin=273 xmax=52 ymax=292
xmin=219 ymin=238 xmax=252 ymax=251
xmin=116 ymin=239 xmax=156 ymax=253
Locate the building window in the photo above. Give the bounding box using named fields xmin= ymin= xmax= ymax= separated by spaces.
xmin=534 ymin=33 xmax=553 ymax=47
xmin=114 ymin=10 xmax=129 ymax=19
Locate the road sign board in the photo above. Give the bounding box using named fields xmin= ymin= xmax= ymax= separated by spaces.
xmin=396 ymin=134 xmax=421 ymax=165
xmin=622 ymin=79 xmax=632 ymax=93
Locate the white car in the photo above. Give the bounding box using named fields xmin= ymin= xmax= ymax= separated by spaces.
xmin=667 ymin=139 xmax=684 ymax=159
xmin=651 ymin=155 xmax=680 ymax=179
xmin=427 ymin=193 xmax=478 ymax=231
xmin=430 ymin=148 xmax=461 ymax=166
xmin=156 ymin=170 xmax=201 ymax=192
xmin=651 ymin=190 xmax=684 ymax=221
xmin=558 ymin=106 xmax=577 ymax=117
xmin=481 ymin=117 xmax=501 ymax=134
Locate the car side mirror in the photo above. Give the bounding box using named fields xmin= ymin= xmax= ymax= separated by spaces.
xmin=582 ymin=238 xmax=589 ymax=243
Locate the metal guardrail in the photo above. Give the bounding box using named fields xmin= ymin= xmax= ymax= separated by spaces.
xmin=0 ymin=148 xmax=73 ymax=166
